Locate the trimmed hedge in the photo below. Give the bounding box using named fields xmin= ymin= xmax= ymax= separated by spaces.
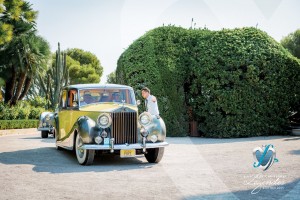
xmin=0 ymin=102 xmax=45 ymax=120
xmin=116 ymin=26 xmax=300 ymax=137
xmin=188 ymin=28 xmax=300 ymax=137
xmin=117 ymin=27 xmax=191 ymax=136
xmin=0 ymin=120 xmax=39 ymax=129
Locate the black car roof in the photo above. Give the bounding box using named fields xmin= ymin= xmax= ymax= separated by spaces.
xmin=64 ymin=84 xmax=133 ymax=90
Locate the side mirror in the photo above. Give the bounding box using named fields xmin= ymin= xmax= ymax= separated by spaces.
xmin=136 ymin=100 xmax=141 ymax=106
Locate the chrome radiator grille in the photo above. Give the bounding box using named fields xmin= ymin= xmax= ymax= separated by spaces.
xmin=111 ymin=112 xmax=137 ymax=144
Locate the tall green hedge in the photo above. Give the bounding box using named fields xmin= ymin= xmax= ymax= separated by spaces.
xmin=188 ymin=28 xmax=300 ymax=137
xmin=116 ymin=26 xmax=300 ymax=137
xmin=117 ymin=27 xmax=191 ymax=136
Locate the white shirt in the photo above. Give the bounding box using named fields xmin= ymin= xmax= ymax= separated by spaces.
xmin=146 ymin=95 xmax=160 ymax=116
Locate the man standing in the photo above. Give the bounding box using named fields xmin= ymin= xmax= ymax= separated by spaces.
xmin=141 ymin=87 xmax=159 ymax=116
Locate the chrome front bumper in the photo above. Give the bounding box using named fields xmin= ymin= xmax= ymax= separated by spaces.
xmin=80 ymin=141 xmax=169 ymax=150
xmin=37 ymin=127 xmax=53 ymax=132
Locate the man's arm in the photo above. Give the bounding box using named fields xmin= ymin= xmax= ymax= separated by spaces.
xmin=151 ymin=95 xmax=157 ymax=102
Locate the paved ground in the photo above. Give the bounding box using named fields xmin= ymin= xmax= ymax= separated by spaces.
xmin=0 ymin=129 xmax=299 ymax=200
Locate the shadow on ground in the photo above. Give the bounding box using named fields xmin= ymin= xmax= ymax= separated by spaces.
xmin=0 ymin=147 xmax=154 ymax=174
xmin=289 ymin=150 xmax=300 ymax=155
xmin=167 ymin=136 xmax=300 ymax=145
xmin=284 ymin=137 xmax=300 ymax=141
xmin=185 ymin=178 xmax=300 ymax=200
xmin=21 ymin=136 xmax=55 ymax=143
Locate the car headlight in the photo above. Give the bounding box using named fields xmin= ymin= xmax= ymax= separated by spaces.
xmin=97 ymin=113 xmax=112 ymax=128
xmin=139 ymin=112 xmax=152 ymax=125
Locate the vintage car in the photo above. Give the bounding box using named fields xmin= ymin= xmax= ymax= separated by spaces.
xmin=38 ymin=111 xmax=55 ymax=138
xmin=51 ymin=84 xmax=168 ymax=165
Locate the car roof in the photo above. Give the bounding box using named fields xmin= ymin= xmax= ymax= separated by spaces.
xmin=64 ymin=84 xmax=133 ymax=90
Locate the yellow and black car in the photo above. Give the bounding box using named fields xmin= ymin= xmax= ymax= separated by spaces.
xmin=49 ymin=84 xmax=168 ymax=165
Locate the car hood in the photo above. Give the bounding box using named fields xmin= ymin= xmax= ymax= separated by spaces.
xmin=79 ymin=103 xmax=138 ymax=112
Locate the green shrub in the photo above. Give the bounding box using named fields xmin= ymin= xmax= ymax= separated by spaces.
xmin=0 ymin=120 xmax=39 ymax=129
xmin=17 ymin=106 xmax=31 ymax=120
xmin=29 ymin=107 xmax=45 ymax=120
xmin=188 ymin=28 xmax=300 ymax=137
xmin=117 ymin=27 xmax=190 ymax=136
xmin=28 ymin=96 xmax=49 ymax=108
xmin=0 ymin=105 xmax=20 ymax=120
xmin=0 ymin=101 xmax=45 ymax=120
xmin=116 ymin=26 xmax=300 ymax=137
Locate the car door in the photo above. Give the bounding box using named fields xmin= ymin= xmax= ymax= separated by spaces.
xmin=57 ymin=89 xmax=80 ymax=148
xmin=57 ymin=90 xmax=70 ymax=145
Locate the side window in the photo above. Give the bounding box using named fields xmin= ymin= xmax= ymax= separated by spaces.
xmin=61 ymin=90 xmax=67 ymax=108
xmin=67 ymin=90 xmax=78 ymax=108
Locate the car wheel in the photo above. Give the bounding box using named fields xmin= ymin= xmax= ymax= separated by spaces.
xmin=41 ymin=131 xmax=49 ymax=138
xmin=75 ymin=134 xmax=95 ymax=165
xmin=145 ymin=147 xmax=164 ymax=163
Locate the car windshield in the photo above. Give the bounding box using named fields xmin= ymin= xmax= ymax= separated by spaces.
xmin=79 ymin=88 xmax=136 ymax=106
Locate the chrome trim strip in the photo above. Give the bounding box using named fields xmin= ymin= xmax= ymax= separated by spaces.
xmin=80 ymin=141 xmax=169 ymax=150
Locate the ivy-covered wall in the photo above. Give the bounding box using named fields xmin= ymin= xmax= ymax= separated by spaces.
xmin=116 ymin=26 xmax=300 ymax=137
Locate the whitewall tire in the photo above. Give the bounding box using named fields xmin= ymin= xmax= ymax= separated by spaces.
xmin=75 ymin=134 xmax=95 ymax=165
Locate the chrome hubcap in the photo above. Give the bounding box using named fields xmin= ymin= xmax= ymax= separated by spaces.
xmin=76 ymin=137 xmax=84 ymax=158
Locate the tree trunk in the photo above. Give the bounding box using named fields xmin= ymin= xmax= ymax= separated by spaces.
xmin=11 ymin=71 xmax=26 ymax=105
xmin=18 ymin=76 xmax=32 ymax=100
xmin=4 ymin=66 xmax=17 ymax=104
xmin=38 ymin=73 xmax=47 ymax=95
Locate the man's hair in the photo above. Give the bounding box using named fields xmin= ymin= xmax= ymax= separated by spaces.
xmin=141 ymin=87 xmax=150 ymax=93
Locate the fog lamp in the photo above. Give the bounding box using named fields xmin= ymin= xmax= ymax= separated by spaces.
xmin=150 ymin=135 xmax=158 ymax=143
xmin=101 ymin=130 xmax=108 ymax=138
xmin=140 ymin=127 xmax=149 ymax=137
xmin=95 ymin=136 xmax=103 ymax=144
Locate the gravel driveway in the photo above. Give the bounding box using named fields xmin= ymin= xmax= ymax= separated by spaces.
xmin=0 ymin=129 xmax=299 ymax=200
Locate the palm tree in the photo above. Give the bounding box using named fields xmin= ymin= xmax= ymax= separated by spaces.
xmin=0 ymin=0 xmax=37 ymax=45
xmin=0 ymin=1 xmax=51 ymax=105
xmin=1 ymin=32 xmax=51 ymax=105
xmin=17 ymin=33 xmax=51 ymax=101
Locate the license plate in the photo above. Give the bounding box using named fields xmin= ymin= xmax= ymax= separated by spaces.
xmin=120 ymin=149 xmax=136 ymax=158
xmin=104 ymin=138 xmax=110 ymax=145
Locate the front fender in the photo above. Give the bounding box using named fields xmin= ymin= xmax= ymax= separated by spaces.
xmin=143 ymin=115 xmax=166 ymax=142
xmin=77 ymin=116 xmax=99 ymax=144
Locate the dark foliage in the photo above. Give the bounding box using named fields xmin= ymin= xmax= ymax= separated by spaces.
xmin=116 ymin=26 xmax=300 ymax=137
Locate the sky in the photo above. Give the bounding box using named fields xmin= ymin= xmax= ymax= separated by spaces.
xmin=27 ymin=0 xmax=300 ymax=83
